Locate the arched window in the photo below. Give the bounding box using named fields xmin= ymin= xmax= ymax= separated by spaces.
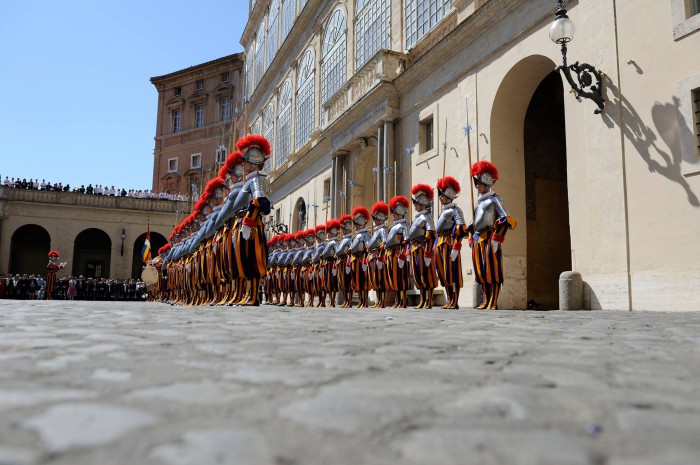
xmin=295 ymin=49 xmax=315 ymax=150
xmin=321 ymin=9 xmax=347 ymax=103
xmin=405 ymin=0 xmax=452 ymax=48
xmin=266 ymin=0 xmax=279 ymax=69
xmin=254 ymin=26 xmax=265 ymax=87
xmin=355 ymin=0 xmax=390 ymax=69
xmin=281 ymin=0 xmax=295 ymax=43
xmin=263 ymin=102 xmax=275 ymax=172
xmin=276 ymin=80 xmax=292 ymax=168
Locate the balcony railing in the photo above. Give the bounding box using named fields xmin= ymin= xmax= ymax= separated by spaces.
xmin=321 ymin=49 xmax=405 ymax=128
xmin=0 ymin=186 xmax=188 ymax=213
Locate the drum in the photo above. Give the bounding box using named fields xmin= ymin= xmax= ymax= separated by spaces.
xmin=141 ymin=266 xmax=158 ymax=286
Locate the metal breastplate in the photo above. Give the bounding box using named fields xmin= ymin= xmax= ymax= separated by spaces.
xmin=268 ymin=251 xmax=279 ymax=266
xmin=293 ymin=249 xmax=305 ymax=265
xmin=215 ymin=184 xmax=243 ymax=227
xmin=386 ymin=223 xmax=406 ymax=248
xmin=437 ymin=206 xmax=465 ymax=234
xmin=302 ymin=248 xmax=314 ymax=264
xmin=312 ymin=244 xmax=325 ymax=262
xmin=350 ymin=231 xmax=370 ymax=255
xmin=321 ymin=240 xmax=338 ymax=259
xmin=276 ymin=252 xmax=287 ymax=266
xmin=474 ymin=193 xmax=507 ymax=232
xmin=367 ymin=227 xmax=387 ymax=251
xmin=408 ymin=215 xmax=428 ymax=241
xmin=336 ymin=237 xmax=351 ymax=256
xmin=230 ymin=179 xmax=253 ymax=213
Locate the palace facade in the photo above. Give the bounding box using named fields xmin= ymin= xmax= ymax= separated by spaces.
xmin=237 ymin=0 xmax=700 ymax=310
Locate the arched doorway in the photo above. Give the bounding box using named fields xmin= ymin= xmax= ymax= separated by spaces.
xmin=9 ymin=224 xmax=51 ymax=275
xmin=73 ymin=229 xmax=112 ymax=278
xmin=490 ymin=55 xmax=571 ymax=309
xmin=524 ymin=71 xmax=571 ymax=309
xmin=292 ymin=197 xmax=307 ymax=233
xmin=131 ymin=231 xmax=167 ymax=278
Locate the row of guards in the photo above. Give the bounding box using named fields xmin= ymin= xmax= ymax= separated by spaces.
xmin=147 ymin=133 xmax=516 ymax=310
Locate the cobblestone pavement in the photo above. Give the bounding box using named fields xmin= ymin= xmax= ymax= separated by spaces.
xmin=1 ymin=301 xmax=699 ymax=465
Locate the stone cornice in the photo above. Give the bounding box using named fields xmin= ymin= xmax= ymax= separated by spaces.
xmin=150 ymin=54 xmax=243 ymax=91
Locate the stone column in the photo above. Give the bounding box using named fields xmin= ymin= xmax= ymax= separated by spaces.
xmin=383 ymin=120 xmax=395 ymax=199
xmin=376 ymin=126 xmax=385 ymax=202
xmin=331 ymin=151 xmax=346 ymax=218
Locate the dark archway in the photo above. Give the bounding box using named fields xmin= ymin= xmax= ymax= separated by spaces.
xmin=9 ymin=224 xmax=51 ymax=275
xmin=292 ymin=197 xmax=307 ymax=233
xmin=524 ymin=71 xmax=572 ymax=309
xmin=73 ymin=229 xmax=112 ymax=278
xmin=131 ymin=231 xmax=167 ymax=278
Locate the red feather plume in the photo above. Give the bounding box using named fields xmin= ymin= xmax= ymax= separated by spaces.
xmin=352 ymin=206 xmax=370 ymax=220
xmin=411 ymin=183 xmax=434 ymax=201
xmin=205 ymin=177 xmax=225 ymax=194
xmin=315 ymin=224 xmax=326 ymax=234
xmin=371 ymin=201 xmax=389 ymax=216
xmin=389 ymin=195 xmax=410 ymax=211
xmin=470 ymin=160 xmax=499 ymax=181
xmin=339 ymin=214 xmax=353 ymax=225
xmin=437 ymin=176 xmax=461 ymax=195
xmin=326 ymin=219 xmax=342 ymax=231
xmin=224 ymin=151 xmax=244 ymax=172
xmin=236 ymin=134 xmax=271 ymax=157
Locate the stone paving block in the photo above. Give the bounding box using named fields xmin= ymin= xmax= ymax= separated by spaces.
xmin=150 ymin=429 xmax=274 ymax=465
xmin=21 ymin=403 xmax=157 ymax=453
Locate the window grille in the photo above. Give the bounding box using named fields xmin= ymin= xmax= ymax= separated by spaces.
xmin=276 ymin=80 xmax=292 ymax=168
xmin=405 ymin=0 xmax=452 ymax=49
xmin=356 ymin=0 xmax=391 ymax=69
xmin=281 ymin=0 xmax=295 ymax=43
xmin=266 ymin=0 xmax=279 ymax=69
xmin=296 ymin=49 xmax=315 ymax=150
xmin=255 ymin=27 xmax=265 ymax=88
xmin=195 ymin=104 xmax=204 ymax=128
xmin=263 ymin=103 xmax=275 ymax=172
xmin=172 ymin=109 xmax=181 ymax=133
xmin=321 ymin=10 xmax=347 ymax=103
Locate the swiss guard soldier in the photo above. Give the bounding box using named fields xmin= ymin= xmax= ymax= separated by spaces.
xmin=311 ymin=224 xmax=327 ymax=307
xmin=386 ymin=196 xmax=411 ymax=308
xmin=336 ymin=214 xmax=354 ymax=308
xmin=214 ymin=151 xmax=246 ymax=305
xmin=201 ymin=177 xmax=226 ymax=305
xmin=410 ymin=183 xmax=438 ymax=309
xmin=264 ymin=236 xmax=279 ymax=304
xmin=290 ymin=232 xmax=306 ymax=307
xmin=435 ymin=176 xmax=466 ymax=309
xmin=368 ymin=201 xmax=389 ymax=308
xmin=46 ymin=251 xmax=66 ymax=300
xmin=468 ymin=161 xmax=517 ymax=310
xmin=232 ymin=134 xmax=272 ymax=306
xmin=301 ymin=229 xmax=316 ymax=307
xmin=350 ymin=206 xmax=371 ymax=308
xmin=321 ymin=219 xmax=342 ymax=307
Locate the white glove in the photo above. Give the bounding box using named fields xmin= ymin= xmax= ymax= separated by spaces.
xmin=332 ymin=268 xmax=338 ymax=276
xmin=241 ymin=224 xmax=251 ymax=240
xmin=290 ymin=271 xmax=296 ymax=280
xmin=398 ymin=258 xmax=405 ymax=269
xmin=450 ymin=249 xmax=459 ymax=262
xmin=492 ymin=241 xmax=500 ymax=253
xmin=362 ymin=263 xmax=368 ymax=272
xmin=275 ymin=271 xmax=279 ymax=278
xmin=424 ymin=257 xmax=432 ymax=267
xmin=377 ymin=261 xmax=383 ymax=270
xmin=345 ymin=266 xmax=351 ymax=274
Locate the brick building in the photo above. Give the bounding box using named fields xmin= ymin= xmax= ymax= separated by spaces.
xmin=150 ymin=54 xmax=244 ymax=199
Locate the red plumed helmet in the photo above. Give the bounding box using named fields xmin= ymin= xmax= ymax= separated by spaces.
xmin=200 ymin=191 xmax=211 ymax=203
xmin=48 ymin=250 xmax=60 ymax=258
xmin=371 ymin=201 xmax=389 ymax=218
xmin=352 ymin=206 xmax=370 ymax=221
xmin=437 ymin=176 xmax=461 ymax=199
xmin=389 ymin=195 xmax=410 ymax=213
xmin=295 ymin=231 xmax=305 ymax=242
xmin=236 ymin=134 xmax=271 ymax=165
xmin=194 ymin=199 xmax=205 ymax=212
xmin=470 ymin=160 xmax=499 ymax=186
xmin=339 ymin=214 xmax=353 ymax=226
xmin=411 ymin=183 xmax=434 ymax=203
xmin=326 ymin=219 xmax=342 ymax=231
xmin=205 ymin=177 xmax=225 ymax=194
xmin=315 ymin=224 xmax=326 ymax=235
xmin=285 ymin=233 xmax=296 ymax=243
xmin=224 ymin=151 xmax=244 ymax=172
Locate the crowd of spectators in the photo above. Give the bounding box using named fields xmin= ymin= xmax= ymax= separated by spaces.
xmin=2 ymin=176 xmax=188 ymax=202
xmin=0 ymin=274 xmax=148 ymax=301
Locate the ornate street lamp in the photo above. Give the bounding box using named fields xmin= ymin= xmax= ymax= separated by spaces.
xmin=550 ymin=0 xmax=605 ymax=114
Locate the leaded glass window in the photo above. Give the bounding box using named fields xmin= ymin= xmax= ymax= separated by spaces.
xmin=321 ymin=10 xmax=347 ymax=103
xmin=356 ymin=0 xmax=390 ymax=69
xmin=405 ymin=0 xmax=452 ymax=49
xmin=281 ymin=0 xmax=295 ymax=43
xmin=246 ymin=46 xmax=255 ymax=97
xmin=295 ymin=49 xmax=315 ymax=150
xmin=276 ymin=80 xmax=292 ymax=168
xmin=263 ymin=102 xmax=275 ymax=172
xmin=255 ymin=26 xmax=265 ymax=87
xmin=266 ymin=0 xmax=279 ymax=69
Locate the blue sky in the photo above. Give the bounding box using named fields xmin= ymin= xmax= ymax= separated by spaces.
xmin=0 ymin=1 xmax=246 ymax=191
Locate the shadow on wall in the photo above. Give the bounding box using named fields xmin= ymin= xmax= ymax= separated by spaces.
xmin=602 ymin=77 xmax=699 ymax=207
